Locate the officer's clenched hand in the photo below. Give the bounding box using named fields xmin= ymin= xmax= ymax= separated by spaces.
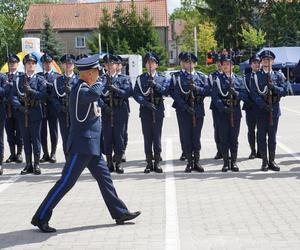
xmin=144 ymin=101 xmax=157 ymax=111
xmin=229 ymin=87 xmax=238 ymax=97
xmin=19 ymin=106 xmax=28 ymax=114
xmin=24 ymin=85 xmax=35 ymax=95
xmin=147 ymin=79 xmax=156 ymax=88
xmin=264 ymin=105 xmax=273 ymax=113
xmin=102 ymin=104 xmax=113 ymax=114
xmin=267 ymin=83 xmax=275 ymax=90
xmin=223 ymin=107 xmax=234 ymax=114
xmin=64 ymin=85 xmax=72 ymax=94
xmin=107 ymin=84 xmax=118 ymax=92
xmin=186 ymin=106 xmax=195 ymax=115
xmin=189 ymin=84 xmax=196 ymax=91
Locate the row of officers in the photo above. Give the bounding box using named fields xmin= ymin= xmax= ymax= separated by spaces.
xmin=0 ymin=49 xmax=296 ymax=176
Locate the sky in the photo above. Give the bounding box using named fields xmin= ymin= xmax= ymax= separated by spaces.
xmin=168 ymin=0 xmax=181 ymax=13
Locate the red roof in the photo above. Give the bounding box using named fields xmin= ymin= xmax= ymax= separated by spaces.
xmin=24 ymin=0 xmax=168 ymax=31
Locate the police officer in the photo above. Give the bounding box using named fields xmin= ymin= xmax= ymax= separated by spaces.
xmin=169 ymin=52 xmax=187 ymax=161
xmin=39 ymin=53 xmax=60 ymax=163
xmin=208 ymin=53 xmax=223 ymax=159
xmin=0 ymin=72 xmax=8 ymax=175
xmin=133 ymin=52 xmax=168 ymax=173
xmin=116 ymin=55 xmax=129 ymax=162
xmin=250 ymin=50 xmax=287 ymax=171
xmin=172 ymin=52 xmax=210 ymax=172
xmin=4 ymin=54 xmax=23 ymax=164
xmin=31 ymin=55 xmax=140 ymax=233
xmin=52 ymin=54 xmax=78 ymax=160
xmin=243 ymin=54 xmax=261 ymax=159
xmin=212 ymin=55 xmax=246 ymax=172
xmin=100 ymin=54 xmax=132 ymax=174
xmin=11 ymin=53 xmax=47 ymax=175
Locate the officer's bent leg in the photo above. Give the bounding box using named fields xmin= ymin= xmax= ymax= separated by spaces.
xmin=5 ymin=117 xmax=16 ymax=147
xmin=48 ymin=115 xmax=58 ymax=152
xmin=176 ymin=112 xmax=185 ymax=153
xmin=87 ymin=155 xmax=129 ymax=219
xmin=246 ymin=111 xmax=256 ymax=147
xmin=267 ymin=117 xmax=279 ymax=154
xmin=33 ymin=154 xmax=90 ymax=223
xmin=257 ymin=115 xmax=268 ymax=157
xmin=102 ymin=119 xmax=113 ymax=155
xmin=18 ymin=117 xmax=32 ymax=156
xmin=229 ymin=118 xmax=241 ymax=156
xmin=153 ymin=118 xmax=163 ymax=155
xmin=30 ymin=120 xmax=42 ymax=155
xmin=179 ymin=112 xmax=193 ymax=155
xmin=192 ymin=117 xmax=204 ymax=152
xmin=41 ymin=118 xmax=48 ymax=155
xmin=218 ymin=115 xmax=230 ymax=156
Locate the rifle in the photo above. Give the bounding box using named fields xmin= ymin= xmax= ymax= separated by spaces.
xmin=106 ymin=47 xmax=114 ymax=128
xmin=23 ymin=73 xmax=29 ymax=128
xmin=188 ymin=54 xmax=196 ymax=127
xmin=228 ymin=53 xmax=234 ymax=128
xmin=267 ymin=58 xmax=273 ymax=126
xmin=149 ymin=61 xmax=156 ymax=124
xmin=7 ymin=74 xmax=13 ymax=118
xmin=64 ymin=76 xmax=71 ymax=128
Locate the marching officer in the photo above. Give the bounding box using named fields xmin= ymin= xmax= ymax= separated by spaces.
xmin=250 ymin=50 xmax=287 ymax=171
xmin=31 ymin=55 xmax=140 ymax=233
xmin=0 ymin=72 xmax=8 ymax=175
xmin=212 ymin=55 xmax=246 ymax=172
xmin=172 ymin=52 xmax=210 ymax=172
xmin=99 ymin=54 xmax=132 ymax=174
xmin=52 ymin=54 xmax=78 ymax=160
xmin=169 ymin=52 xmax=187 ymax=161
xmin=116 ymin=55 xmax=129 ymax=162
xmin=4 ymin=54 xmax=23 ymax=164
xmin=243 ymin=54 xmax=261 ymax=159
xmin=11 ymin=53 xmax=47 ymax=175
xmin=38 ymin=53 xmax=60 ymax=163
xmin=133 ymin=52 xmax=168 ymax=173
xmin=208 ymin=53 xmax=223 ymax=159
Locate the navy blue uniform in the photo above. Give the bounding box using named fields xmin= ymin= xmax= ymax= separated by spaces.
xmin=250 ymin=69 xmax=287 ymax=168
xmin=5 ymin=72 xmax=23 ymax=162
xmin=133 ymin=72 xmax=168 ymax=171
xmin=52 ymin=73 xmax=78 ymax=159
xmin=208 ymin=71 xmax=222 ymax=158
xmin=172 ymin=70 xmax=210 ymax=172
xmin=38 ymin=70 xmax=60 ymax=161
xmin=243 ymin=72 xmax=260 ymax=158
xmin=32 ymin=81 xmax=129 ymax=226
xmin=99 ymin=73 xmax=132 ymax=173
xmin=212 ymin=73 xmax=247 ymax=171
xmin=11 ymin=74 xmax=47 ymax=173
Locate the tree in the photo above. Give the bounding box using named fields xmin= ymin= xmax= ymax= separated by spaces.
xmin=261 ymin=0 xmax=300 ymax=46
xmin=239 ymin=24 xmax=266 ymax=54
xmin=40 ymin=16 xmax=64 ymax=59
xmin=87 ymin=1 xmax=166 ymax=64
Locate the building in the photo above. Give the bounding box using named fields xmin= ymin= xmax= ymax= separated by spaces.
xmin=24 ymin=0 xmax=169 ymax=56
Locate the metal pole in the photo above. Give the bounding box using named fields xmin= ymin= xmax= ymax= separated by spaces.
xmin=98 ymin=33 xmax=102 ymax=54
xmin=194 ymin=26 xmax=198 ymax=57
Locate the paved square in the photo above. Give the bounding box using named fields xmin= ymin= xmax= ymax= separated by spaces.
xmin=1 ymin=97 xmax=300 ymax=250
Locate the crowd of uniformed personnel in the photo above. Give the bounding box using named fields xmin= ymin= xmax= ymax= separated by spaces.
xmin=0 ymin=49 xmax=294 ymax=176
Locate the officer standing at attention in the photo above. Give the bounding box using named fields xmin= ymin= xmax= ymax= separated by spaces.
xmin=116 ymin=55 xmax=129 ymax=163
xmin=4 ymin=54 xmax=23 ymax=164
xmin=52 ymin=54 xmax=78 ymax=160
xmin=243 ymin=54 xmax=261 ymax=159
xmin=39 ymin=53 xmax=60 ymax=163
xmin=133 ymin=52 xmax=168 ymax=173
xmin=169 ymin=52 xmax=187 ymax=161
xmin=0 ymin=72 xmax=8 ymax=175
xmin=100 ymin=54 xmax=132 ymax=174
xmin=11 ymin=53 xmax=47 ymax=175
xmin=172 ymin=52 xmax=210 ymax=173
xmin=250 ymin=50 xmax=287 ymax=171
xmin=212 ymin=55 xmax=246 ymax=172
xmin=208 ymin=53 xmax=223 ymax=160
xmin=31 ymin=55 xmax=141 ymax=233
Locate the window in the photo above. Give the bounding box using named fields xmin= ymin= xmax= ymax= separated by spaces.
xmin=75 ymin=36 xmax=86 ymax=48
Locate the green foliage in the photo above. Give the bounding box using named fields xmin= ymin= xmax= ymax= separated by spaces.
xmin=239 ymin=24 xmax=266 ymax=49
xmin=87 ymin=1 xmax=166 ymax=64
xmin=261 ymin=0 xmax=300 ymax=46
xmin=40 ymin=16 xmax=64 ymax=59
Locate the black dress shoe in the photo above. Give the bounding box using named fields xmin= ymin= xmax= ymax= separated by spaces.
xmin=184 ymin=164 xmax=192 ymax=173
xmin=144 ymin=166 xmax=151 ymax=174
xmin=193 ymin=164 xmax=204 ymax=172
xmin=269 ymin=162 xmax=280 ymax=171
xmin=49 ymin=154 xmax=56 ymax=163
xmin=5 ymin=155 xmax=16 ymax=163
xmin=15 ymin=154 xmax=23 ymax=163
xmin=248 ymin=152 xmax=256 ymax=159
xmin=0 ymin=165 xmax=3 ymax=175
xmin=231 ymin=163 xmax=239 ymax=172
xmin=40 ymin=154 xmax=50 ymax=163
xmin=116 ymin=211 xmax=141 ymax=225
xmin=222 ymin=165 xmax=229 ymax=172
xmin=256 ymin=152 xmax=262 ymax=158
xmin=21 ymin=165 xmax=33 ymax=175
xmin=179 ymin=153 xmax=186 ymax=161
xmin=31 ymin=218 xmax=56 ymax=233
xmin=121 ymin=154 xmax=126 ymax=162
xmin=214 ymin=152 xmax=222 ymax=160
xmin=33 ymin=165 xmax=41 ymax=175
xmin=261 ymin=164 xmax=268 ymax=172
